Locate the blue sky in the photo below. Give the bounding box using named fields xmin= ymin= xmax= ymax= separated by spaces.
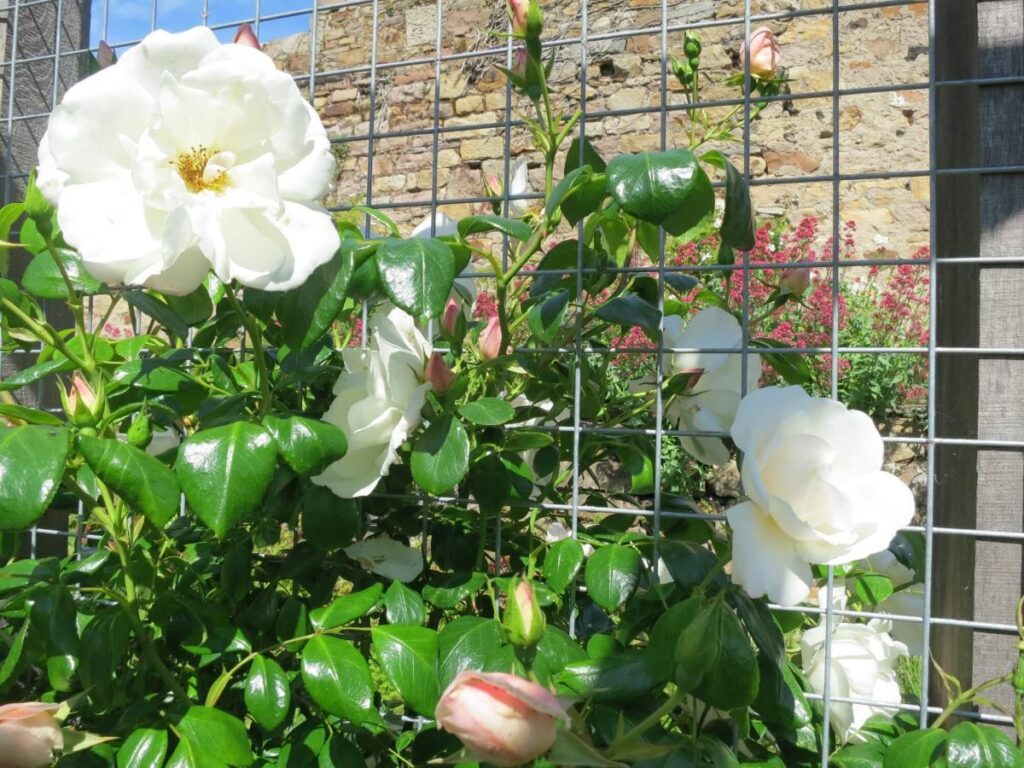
xmin=90 ymin=0 xmax=313 ymax=50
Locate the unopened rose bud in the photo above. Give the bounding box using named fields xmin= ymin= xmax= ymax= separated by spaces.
xmin=524 ymin=0 xmax=544 ymax=37
xmin=484 ymin=174 xmax=502 ymax=199
xmin=0 ymin=702 xmax=64 ymax=768
xmin=740 ymin=26 xmax=781 ymax=78
xmin=479 ymin=316 xmax=504 ymax=360
xmin=96 ymin=41 xmax=116 ymax=68
xmin=126 ymin=409 xmax=153 ymax=449
xmin=503 ymin=578 xmax=546 ymax=647
xmin=435 ymin=671 xmax=569 ymax=767
xmin=779 ymin=267 xmax=810 ymax=298
xmin=442 ymin=299 xmax=461 ymax=337
xmin=233 ymin=22 xmax=260 ymax=49
xmin=510 ymin=46 xmax=529 ymax=81
xmin=507 ymin=0 xmax=529 ymax=35
xmin=425 ymin=352 xmax=456 ymax=394
xmin=65 ymin=373 xmax=102 ymax=427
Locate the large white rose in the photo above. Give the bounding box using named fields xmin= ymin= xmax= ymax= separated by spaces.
xmin=801 ymin=617 xmax=908 ymax=742
xmin=664 ymin=307 xmax=760 ymax=466
xmin=312 ymin=306 xmax=431 ymax=498
xmin=37 ymin=27 xmax=339 ymax=295
xmin=727 ymin=386 xmax=915 ymax=606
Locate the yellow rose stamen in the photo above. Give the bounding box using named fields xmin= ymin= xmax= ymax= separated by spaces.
xmin=174 ymin=146 xmax=228 ymax=194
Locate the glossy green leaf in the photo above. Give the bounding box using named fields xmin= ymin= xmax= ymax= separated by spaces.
xmin=79 ymin=608 xmax=131 ymax=711
xmin=174 ymin=707 xmax=251 ymax=766
xmin=545 ymin=537 xmax=585 ymax=594
xmin=0 ymin=426 xmax=72 ymax=530
xmin=410 ymin=415 xmax=469 ymax=495
xmin=584 ymin=544 xmax=641 ymax=612
xmin=565 ymin=135 xmax=607 ymax=175
xmin=675 ymin=600 xmax=759 ymax=710
xmin=946 ymin=722 xmax=1023 ymax=768
xmin=457 ymin=398 xmax=515 ymax=426
xmin=174 ymin=422 xmax=278 ymax=538
xmin=30 ymin=585 xmax=79 ymax=691
xmin=278 ymin=241 xmax=364 ymax=350
xmin=0 ymin=358 xmax=76 ymax=392
xmin=245 ymin=654 xmax=291 ymax=731
xmin=729 ymin=590 xmax=785 ymax=668
xmin=535 ymin=626 xmax=588 ymax=676
xmin=300 ymin=635 xmax=379 ymax=726
xmin=546 ymin=166 xmax=591 ymax=220
xmin=22 ymin=250 xmax=104 ymax=299
xmin=554 ymin=652 xmax=656 ymax=702
xmin=164 ymin=285 xmax=214 ymax=327
xmin=852 ymin=573 xmax=895 ymax=606
xmin=606 ymin=149 xmax=714 ymax=234
xmin=123 ymin=291 xmax=190 ymax=339
xmin=751 ymin=338 xmax=812 ymax=386
xmin=0 ymin=404 xmax=62 ymax=426
xmin=561 ymin=174 xmax=609 ymax=226
xmin=375 ymin=237 xmax=456 ymax=321
xmin=438 ymin=616 xmax=503 ymax=689
xmin=457 ymin=214 xmax=533 ymax=242
xmin=753 ymin=656 xmax=812 ymax=736
xmin=883 ymin=730 xmax=947 ymax=768
xmin=422 ymin=571 xmax=487 ymax=609
xmin=548 ymin=731 xmax=629 ymax=767
xmin=594 ymin=293 xmax=661 ymax=335
xmin=79 ymin=435 xmax=181 ymax=528
xmin=117 ymin=728 xmax=169 ymax=768
xmin=371 ymin=625 xmax=440 ymax=716
xmin=263 ymin=414 xmax=347 ymax=475
xmin=301 ymin=488 xmax=360 ymax=551
xmin=832 ymin=742 xmax=886 ymax=768
xmin=0 ymin=623 xmax=28 ymax=690
xmin=659 ymin=539 xmax=718 ymax=592
xmin=310 ymin=583 xmax=383 ymax=630
xmin=647 ymin=596 xmax=701 ymax=684
xmin=702 ymin=151 xmax=755 ymax=250
xmin=527 ymin=290 xmax=571 ymax=344
xmin=384 ymin=580 xmax=426 ymax=626
xmin=109 ymin=358 xmax=197 ymax=393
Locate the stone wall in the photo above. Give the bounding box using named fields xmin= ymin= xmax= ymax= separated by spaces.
xmin=265 ymin=0 xmax=930 ymax=258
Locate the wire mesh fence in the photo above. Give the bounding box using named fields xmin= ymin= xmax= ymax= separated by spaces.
xmin=0 ymin=0 xmax=1020 ymax=762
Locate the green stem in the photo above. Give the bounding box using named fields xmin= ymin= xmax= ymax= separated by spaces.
xmin=931 ymin=673 xmax=1012 ymax=730
xmin=44 ymin=237 xmax=96 ymax=372
xmin=225 ymin=289 xmax=273 ymax=417
xmin=0 ymin=297 xmax=88 ymax=369
xmin=607 ymin=689 xmax=686 ymax=758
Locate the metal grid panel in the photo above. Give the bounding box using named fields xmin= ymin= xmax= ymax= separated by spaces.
xmin=0 ymin=0 xmax=1018 ymax=759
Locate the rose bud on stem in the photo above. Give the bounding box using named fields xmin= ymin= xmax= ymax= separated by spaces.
xmin=779 ymin=267 xmax=811 ymax=298
xmin=233 ymin=22 xmax=260 ymax=49
xmin=740 ymin=26 xmax=781 ymax=79
xmin=425 ymin=352 xmax=456 ymax=394
xmin=478 ymin=316 xmax=505 ymax=360
xmin=503 ymin=577 xmax=546 ymax=647
xmin=435 ymin=671 xmax=569 ymax=767
xmin=0 ymin=702 xmax=64 ymax=768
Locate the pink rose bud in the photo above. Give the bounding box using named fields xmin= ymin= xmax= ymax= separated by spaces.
xmin=233 ymin=22 xmax=260 ymax=49
xmin=425 ymin=352 xmax=456 ymax=394
xmin=779 ymin=267 xmax=810 ymax=298
xmin=96 ymin=41 xmax=116 ymax=68
xmin=479 ymin=316 xmax=504 ymax=360
xmin=503 ymin=578 xmax=546 ymax=647
xmin=0 ymin=702 xmax=64 ymax=768
xmin=66 ymin=373 xmax=102 ymax=426
xmin=511 ymin=46 xmax=528 ymax=79
xmin=484 ymin=174 xmax=503 ymax=198
xmin=435 ymin=671 xmax=569 ymax=767
xmin=508 ymin=0 xmax=529 ymax=35
xmin=442 ymin=298 xmax=461 ymax=337
xmin=740 ymin=26 xmax=780 ymax=78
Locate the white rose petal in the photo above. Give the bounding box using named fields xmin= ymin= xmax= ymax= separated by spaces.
xmin=313 ymin=306 xmax=431 ymax=498
xmin=344 ymin=537 xmax=423 ymax=582
xmin=727 ymin=386 xmax=915 ymax=606
xmin=663 ymin=308 xmax=760 ymax=466
xmin=38 ymin=27 xmax=339 ymax=295
xmin=508 ymin=156 xmax=531 ymax=218
xmin=801 ymin=618 xmax=909 ymax=742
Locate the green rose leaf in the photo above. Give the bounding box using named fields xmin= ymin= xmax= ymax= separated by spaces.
xmin=554 ymin=652 xmax=656 ymax=702
xmin=702 ymin=151 xmax=755 ymax=250
xmin=79 ymin=435 xmax=181 ymax=529
xmin=561 ymin=174 xmax=609 ymax=226
xmin=676 ymin=600 xmax=759 ymax=710
xmin=883 ymin=729 xmax=947 ymax=768
xmin=384 ymin=580 xmax=427 ymax=626
xmin=458 ymin=398 xmax=516 ymax=426
xmin=536 ymin=626 xmax=588 ymax=677
xmin=0 ymin=358 xmax=76 ymax=392
xmin=0 ymin=404 xmax=62 ymax=426
xmin=753 ymin=655 xmax=813 ymax=735
xmin=851 ymin=573 xmax=895 ymax=606
xmin=832 ymin=743 xmax=886 ymax=768
xmin=422 ymin=571 xmax=487 ymax=609
xmin=278 ymin=241 xmax=365 ymax=350
xmin=0 ymin=426 xmax=72 ymax=530
xmin=22 ymin=249 xmax=104 ymax=299
xmin=174 ymin=422 xmax=278 ymax=538
xmin=457 ymin=214 xmax=533 ymax=243
xmin=79 ymin=607 xmax=131 ymax=711
xmin=30 ymin=584 xmax=79 ymax=691
xmin=565 ymin=135 xmax=607 ymax=175
xmin=163 ymin=285 xmax=214 ymax=326
xmin=606 ymin=149 xmax=715 ymax=237
xmin=594 ymin=293 xmax=661 ymax=336
xmin=117 ymin=728 xmax=169 ymax=768
xmin=410 ymin=415 xmax=470 ymax=495
xmin=263 ymin=414 xmax=347 ymax=476
xmin=173 ymin=706 xmax=252 ymax=766
xmin=659 ymin=539 xmax=718 ymax=592
xmin=123 ymin=290 xmax=191 ymax=339
xmin=438 ymin=616 xmax=503 ymax=689
xmin=375 ymin=237 xmax=456 ymax=321
xmin=301 ymin=487 xmax=361 ymax=551
xmin=245 ymin=654 xmax=291 ymax=731
xmin=300 ymin=635 xmax=380 ymax=726
xmin=728 ymin=590 xmax=786 ymax=668
xmin=584 ymin=544 xmax=641 ymax=612
xmin=309 ymin=583 xmax=383 ymax=630
xmin=527 ymin=290 xmax=572 ymax=344
xmin=946 ymin=722 xmax=1023 ymax=768
xmin=545 ymin=537 xmax=585 ymax=594
xmin=646 ymin=595 xmax=702 ymax=684
xmin=546 ymin=166 xmax=591 ymax=221
xmin=371 ymin=625 xmax=440 ymax=716
xmin=751 ymin=338 xmax=812 ymax=386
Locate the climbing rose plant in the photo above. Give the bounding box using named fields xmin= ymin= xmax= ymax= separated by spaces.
xmin=0 ymin=9 xmax=1021 ymax=768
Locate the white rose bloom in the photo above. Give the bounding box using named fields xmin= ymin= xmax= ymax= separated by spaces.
xmin=664 ymin=307 xmax=760 ymax=466
xmin=344 ymin=537 xmax=423 ymax=582
xmin=507 ymin=157 xmax=531 ymax=219
xmin=727 ymin=386 xmax=915 ymax=606
xmin=313 ymin=305 xmax=432 ymax=498
xmin=801 ymin=617 xmax=908 ymax=742
xmin=37 ymin=27 xmax=339 ymax=295
xmin=868 ymin=549 xmax=925 ymax=656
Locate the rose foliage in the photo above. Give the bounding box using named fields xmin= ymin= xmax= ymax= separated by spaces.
xmin=0 ymin=11 xmax=1020 ymax=768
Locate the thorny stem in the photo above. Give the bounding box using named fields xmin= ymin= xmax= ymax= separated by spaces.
xmin=225 ymin=289 xmax=273 ymax=417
